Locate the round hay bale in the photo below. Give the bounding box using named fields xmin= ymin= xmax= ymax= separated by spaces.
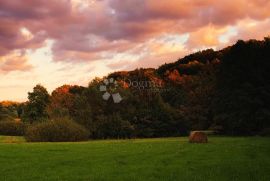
xmin=189 ymin=131 xmax=208 ymax=143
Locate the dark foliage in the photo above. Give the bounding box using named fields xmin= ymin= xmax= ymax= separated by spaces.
xmin=25 ymin=118 xmax=90 ymax=142
xmin=23 ymin=84 xmax=50 ymax=123
xmin=212 ymin=38 xmax=270 ymax=135
xmin=0 ymin=121 xmax=25 ymax=136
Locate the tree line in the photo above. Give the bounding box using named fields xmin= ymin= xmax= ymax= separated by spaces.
xmin=1 ymin=37 xmax=270 ymax=139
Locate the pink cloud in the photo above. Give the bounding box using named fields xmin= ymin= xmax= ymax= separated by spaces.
xmin=0 ymin=0 xmax=270 ymax=71
xmin=230 ymin=18 xmax=270 ymax=42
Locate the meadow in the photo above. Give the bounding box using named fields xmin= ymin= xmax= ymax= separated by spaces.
xmin=0 ymin=136 xmax=269 ymax=181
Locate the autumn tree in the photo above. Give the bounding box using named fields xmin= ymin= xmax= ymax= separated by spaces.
xmin=48 ymin=85 xmax=75 ymax=118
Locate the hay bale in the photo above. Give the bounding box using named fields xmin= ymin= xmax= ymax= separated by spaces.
xmin=189 ymin=131 xmax=208 ymax=143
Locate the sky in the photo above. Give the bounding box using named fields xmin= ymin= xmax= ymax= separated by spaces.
xmin=0 ymin=0 xmax=270 ymax=101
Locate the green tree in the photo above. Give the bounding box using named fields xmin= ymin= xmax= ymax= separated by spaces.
xmin=24 ymin=84 xmax=50 ymax=123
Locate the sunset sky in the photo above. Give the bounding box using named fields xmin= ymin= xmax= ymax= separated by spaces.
xmin=0 ymin=0 xmax=269 ymax=101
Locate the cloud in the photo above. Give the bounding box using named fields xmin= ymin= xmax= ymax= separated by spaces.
xmin=107 ymin=0 xmax=270 ymax=37
xmin=1 ymin=0 xmax=270 ymax=70
xmin=45 ymin=0 xmax=270 ymax=58
xmin=0 ymin=51 xmax=33 ymax=72
xmin=106 ymin=34 xmax=189 ymax=70
xmin=185 ymin=25 xmax=228 ymax=50
xmin=230 ymin=18 xmax=270 ymax=42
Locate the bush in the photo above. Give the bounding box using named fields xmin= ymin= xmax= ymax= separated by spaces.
xmin=0 ymin=121 xmax=25 ymax=136
xmin=25 ymin=118 xmax=90 ymax=142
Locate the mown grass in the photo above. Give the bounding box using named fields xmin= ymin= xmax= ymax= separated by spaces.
xmin=0 ymin=136 xmax=269 ymax=181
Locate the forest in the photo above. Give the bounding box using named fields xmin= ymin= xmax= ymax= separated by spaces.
xmin=1 ymin=38 xmax=270 ymax=141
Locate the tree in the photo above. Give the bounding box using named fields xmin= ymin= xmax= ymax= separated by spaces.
xmin=93 ymin=113 xmax=134 ymax=139
xmin=0 ymin=102 xmax=18 ymax=121
xmin=0 ymin=104 xmax=4 ymax=121
xmin=47 ymin=85 xmax=75 ymax=118
xmin=16 ymin=104 xmax=23 ymax=118
xmin=24 ymin=84 xmax=50 ymax=123
xmin=213 ymin=39 xmax=270 ymax=135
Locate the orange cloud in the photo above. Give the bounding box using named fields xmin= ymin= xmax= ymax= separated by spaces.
xmin=0 ymin=51 xmax=33 ymax=72
xmin=186 ymin=25 xmax=228 ymax=49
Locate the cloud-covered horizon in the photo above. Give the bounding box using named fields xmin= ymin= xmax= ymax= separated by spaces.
xmin=0 ymin=0 xmax=270 ymax=101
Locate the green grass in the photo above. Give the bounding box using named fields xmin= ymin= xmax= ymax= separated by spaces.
xmin=0 ymin=136 xmax=269 ymax=181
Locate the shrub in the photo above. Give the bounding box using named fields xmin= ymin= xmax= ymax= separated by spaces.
xmin=0 ymin=121 xmax=25 ymax=136
xmin=25 ymin=118 xmax=90 ymax=142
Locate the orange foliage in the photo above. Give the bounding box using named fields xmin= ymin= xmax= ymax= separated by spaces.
xmin=166 ymin=69 xmax=182 ymax=82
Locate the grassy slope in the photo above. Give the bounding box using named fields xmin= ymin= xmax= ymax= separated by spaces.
xmin=0 ymin=136 xmax=269 ymax=181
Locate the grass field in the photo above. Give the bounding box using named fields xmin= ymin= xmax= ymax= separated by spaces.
xmin=0 ymin=136 xmax=269 ymax=181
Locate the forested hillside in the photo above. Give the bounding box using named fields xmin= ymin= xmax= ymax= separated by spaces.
xmin=1 ymin=38 xmax=270 ymax=139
